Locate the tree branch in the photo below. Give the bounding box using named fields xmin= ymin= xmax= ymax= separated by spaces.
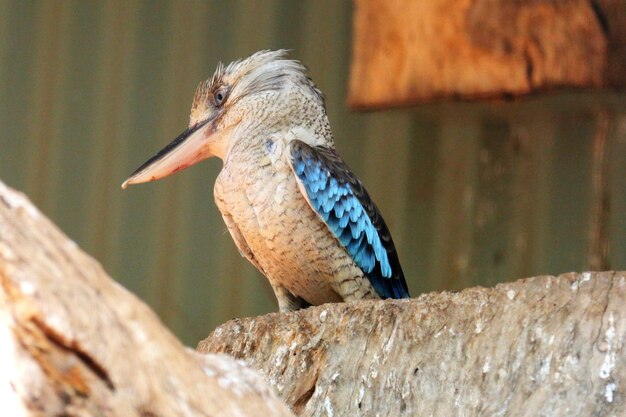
xmin=200 ymin=271 xmax=626 ymax=416
xmin=0 ymin=180 xmax=293 ymax=417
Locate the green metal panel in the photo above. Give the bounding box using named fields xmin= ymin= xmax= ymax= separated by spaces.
xmin=0 ymin=0 xmax=624 ymax=345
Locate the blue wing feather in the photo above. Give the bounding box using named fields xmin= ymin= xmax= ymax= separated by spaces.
xmin=289 ymin=140 xmax=409 ymax=299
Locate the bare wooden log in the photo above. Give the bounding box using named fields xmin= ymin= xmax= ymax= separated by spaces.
xmin=4 ymin=176 xmax=623 ymax=417
xmin=0 ymin=180 xmax=294 ymax=417
xmin=349 ymin=0 xmax=626 ymax=109
xmin=200 ymin=271 xmax=626 ymax=416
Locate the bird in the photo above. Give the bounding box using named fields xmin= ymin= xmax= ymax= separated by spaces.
xmin=122 ymin=50 xmax=409 ymax=311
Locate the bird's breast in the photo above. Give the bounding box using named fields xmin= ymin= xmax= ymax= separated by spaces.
xmin=214 ymin=139 xmax=348 ymax=304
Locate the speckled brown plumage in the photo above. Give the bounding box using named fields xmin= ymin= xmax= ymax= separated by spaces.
xmin=123 ymin=50 xmax=409 ymax=311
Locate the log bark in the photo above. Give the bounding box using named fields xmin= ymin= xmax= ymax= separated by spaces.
xmin=199 ymin=271 xmax=626 ymax=417
xmin=4 ymin=177 xmax=624 ymax=417
xmin=0 ymin=180 xmax=294 ymax=417
xmin=349 ymin=0 xmax=626 ymax=109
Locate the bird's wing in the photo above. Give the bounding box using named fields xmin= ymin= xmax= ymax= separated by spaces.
xmin=288 ymin=140 xmax=409 ymax=299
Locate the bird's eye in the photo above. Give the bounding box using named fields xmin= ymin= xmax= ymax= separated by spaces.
xmin=213 ymin=89 xmax=227 ymax=107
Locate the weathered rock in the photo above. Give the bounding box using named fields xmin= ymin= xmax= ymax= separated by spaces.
xmin=199 ymin=271 xmax=626 ymax=417
xmin=0 ymin=180 xmax=294 ymax=417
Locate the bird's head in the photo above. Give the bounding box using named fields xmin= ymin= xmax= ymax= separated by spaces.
xmin=122 ymin=50 xmax=324 ymax=189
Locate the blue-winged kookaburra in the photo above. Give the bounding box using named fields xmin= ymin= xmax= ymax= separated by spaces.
xmin=122 ymin=50 xmax=409 ymax=311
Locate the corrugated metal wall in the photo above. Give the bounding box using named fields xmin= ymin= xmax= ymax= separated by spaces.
xmin=1 ymin=0 xmax=624 ymax=345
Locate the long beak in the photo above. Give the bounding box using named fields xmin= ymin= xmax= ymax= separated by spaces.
xmin=122 ymin=120 xmax=211 ymax=189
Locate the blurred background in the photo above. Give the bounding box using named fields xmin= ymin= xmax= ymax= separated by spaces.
xmin=0 ymin=1 xmax=624 ymax=345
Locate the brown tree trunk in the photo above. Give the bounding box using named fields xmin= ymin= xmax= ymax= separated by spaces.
xmin=200 ymin=271 xmax=626 ymax=417
xmin=349 ymin=0 xmax=626 ymax=109
xmin=0 ymin=180 xmax=294 ymax=417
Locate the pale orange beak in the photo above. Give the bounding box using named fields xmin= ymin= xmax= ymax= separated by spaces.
xmin=121 ymin=119 xmax=211 ymax=189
